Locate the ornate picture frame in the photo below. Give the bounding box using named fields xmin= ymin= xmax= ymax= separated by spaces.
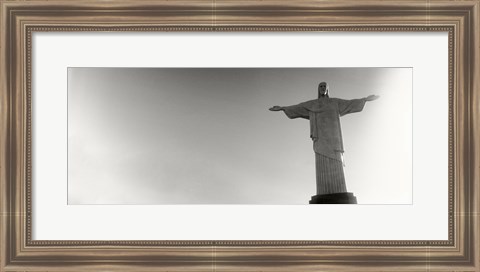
xmin=1 ymin=0 xmax=478 ymax=271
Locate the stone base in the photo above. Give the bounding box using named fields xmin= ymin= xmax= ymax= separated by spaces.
xmin=309 ymin=192 xmax=357 ymax=204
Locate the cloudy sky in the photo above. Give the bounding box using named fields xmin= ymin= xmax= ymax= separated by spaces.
xmin=68 ymin=67 xmax=412 ymax=204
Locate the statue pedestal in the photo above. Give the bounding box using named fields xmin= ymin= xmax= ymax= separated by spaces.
xmin=309 ymin=192 xmax=357 ymax=204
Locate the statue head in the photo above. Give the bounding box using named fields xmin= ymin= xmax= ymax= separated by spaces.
xmin=318 ymin=82 xmax=329 ymax=98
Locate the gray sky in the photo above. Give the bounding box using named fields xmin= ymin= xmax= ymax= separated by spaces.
xmin=68 ymin=68 xmax=412 ymax=204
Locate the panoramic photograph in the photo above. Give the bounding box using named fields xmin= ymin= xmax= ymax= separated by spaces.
xmin=67 ymin=67 xmax=412 ymax=205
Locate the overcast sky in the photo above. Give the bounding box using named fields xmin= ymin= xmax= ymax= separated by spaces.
xmin=68 ymin=67 xmax=412 ymax=204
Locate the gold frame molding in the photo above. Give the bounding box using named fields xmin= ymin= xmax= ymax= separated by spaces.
xmin=1 ymin=0 xmax=479 ymax=271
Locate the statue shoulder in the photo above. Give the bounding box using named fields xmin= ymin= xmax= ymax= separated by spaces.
xmin=328 ymin=97 xmax=351 ymax=106
xmin=299 ymin=99 xmax=318 ymax=107
xmin=299 ymin=99 xmax=323 ymax=112
xmin=328 ymin=97 xmax=342 ymax=103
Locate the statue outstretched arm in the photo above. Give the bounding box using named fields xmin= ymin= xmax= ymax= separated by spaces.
xmin=269 ymin=104 xmax=310 ymax=119
xmin=364 ymin=95 xmax=380 ymax=101
xmin=269 ymin=106 xmax=285 ymax=111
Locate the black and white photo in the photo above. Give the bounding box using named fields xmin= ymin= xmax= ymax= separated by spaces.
xmin=68 ymin=67 xmax=412 ymax=205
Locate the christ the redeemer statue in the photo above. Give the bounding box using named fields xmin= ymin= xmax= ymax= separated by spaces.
xmin=269 ymin=82 xmax=379 ymax=204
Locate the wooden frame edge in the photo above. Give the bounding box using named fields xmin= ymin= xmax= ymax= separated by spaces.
xmin=1 ymin=0 xmax=478 ymax=271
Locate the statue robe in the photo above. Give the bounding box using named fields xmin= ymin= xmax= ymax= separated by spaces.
xmin=282 ymin=97 xmax=366 ymax=161
xmin=281 ymin=97 xmax=366 ymax=195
